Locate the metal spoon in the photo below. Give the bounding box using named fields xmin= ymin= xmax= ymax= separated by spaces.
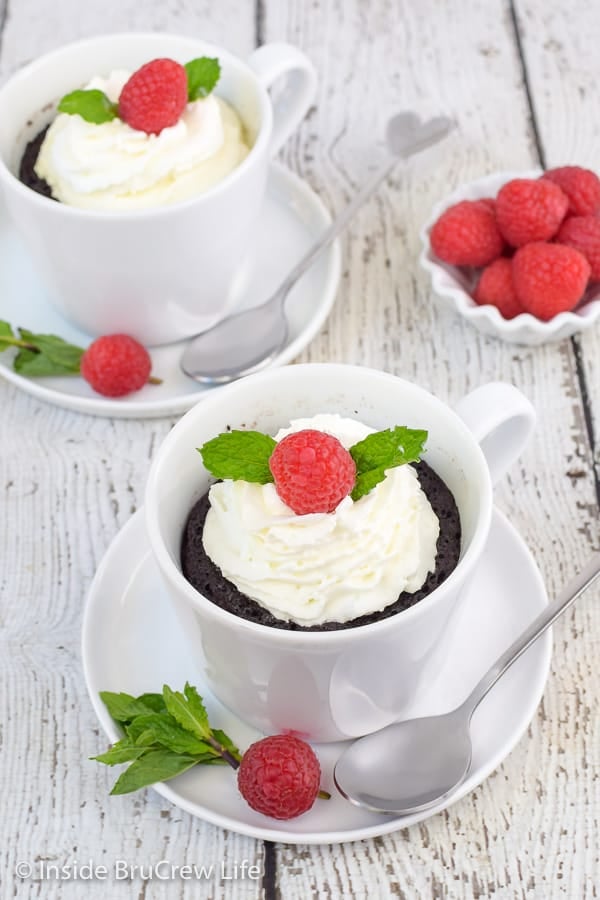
xmin=180 ymin=111 xmax=453 ymax=384
xmin=334 ymin=554 xmax=600 ymax=816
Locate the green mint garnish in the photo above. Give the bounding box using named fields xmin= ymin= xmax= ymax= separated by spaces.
xmin=349 ymin=426 xmax=428 ymax=501
xmin=185 ymin=57 xmax=221 ymax=101
xmin=93 ymin=683 xmax=242 ymax=795
xmin=58 ymin=89 xmax=118 ymax=124
xmin=0 ymin=320 xmax=84 ymax=376
xmin=199 ymin=430 xmax=276 ymax=483
xmin=108 ymin=750 xmax=200 ymax=796
xmin=98 ymin=691 xmax=162 ymax=723
xmin=198 ymin=424 xmax=428 ymax=503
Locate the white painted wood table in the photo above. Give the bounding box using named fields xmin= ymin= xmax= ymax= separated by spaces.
xmin=1 ymin=2 xmax=599 ymax=897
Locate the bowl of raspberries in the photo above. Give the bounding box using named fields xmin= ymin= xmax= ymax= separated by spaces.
xmin=419 ymin=166 xmax=600 ymax=344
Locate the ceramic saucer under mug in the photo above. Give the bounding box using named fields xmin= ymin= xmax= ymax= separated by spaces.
xmin=82 ymin=507 xmax=551 ymax=844
xmin=0 ymin=164 xmax=341 ymax=418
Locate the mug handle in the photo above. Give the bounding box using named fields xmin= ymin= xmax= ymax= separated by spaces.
xmin=454 ymin=382 xmax=536 ymax=485
xmin=247 ymin=43 xmax=317 ymax=157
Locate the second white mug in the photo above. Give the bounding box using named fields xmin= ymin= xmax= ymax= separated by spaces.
xmin=0 ymin=33 xmax=317 ymax=345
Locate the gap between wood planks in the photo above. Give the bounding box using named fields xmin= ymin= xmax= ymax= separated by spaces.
xmin=509 ymin=0 xmax=600 ymax=508
xmin=254 ymin=4 xmax=600 ymax=894
xmin=0 ymin=0 xmax=9 ymax=61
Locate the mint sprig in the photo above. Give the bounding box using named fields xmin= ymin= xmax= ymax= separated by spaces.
xmin=349 ymin=426 xmax=428 ymax=501
xmin=199 ymin=430 xmax=276 ymax=483
xmin=93 ymin=684 xmax=242 ymax=795
xmin=58 ymin=89 xmax=118 ymax=124
xmin=198 ymin=425 xmax=428 ymax=502
xmin=185 ymin=57 xmax=221 ymax=101
xmin=0 ymin=320 xmax=83 ymax=376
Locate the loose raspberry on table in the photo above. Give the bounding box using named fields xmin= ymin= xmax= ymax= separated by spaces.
xmin=429 ymin=199 xmax=504 ymax=266
xmin=474 ymin=257 xmax=523 ymax=319
xmin=512 ymin=242 xmax=590 ymax=321
xmin=80 ymin=334 xmax=152 ymax=397
xmin=237 ymin=734 xmax=321 ymax=820
xmin=269 ymin=429 xmax=356 ymax=515
xmin=542 ymin=166 xmax=600 ymax=217
xmin=556 ymin=215 xmax=600 ymax=281
xmin=495 ymin=178 xmax=568 ymax=247
xmin=118 ymin=58 xmax=188 ymax=135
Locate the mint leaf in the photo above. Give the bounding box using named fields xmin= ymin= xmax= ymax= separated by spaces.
xmin=58 ymin=89 xmax=118 ymax=124
xmin=99 ymin=691 xmax=159 ymax=724
xmin=109 ymin=750 xmax=198 ymax=795
xmin=185 ymin=57 xmax=221 ymax=101
xmin=12 ymin=328 xmax=83 ymax=377
xmin=0 ymin=322 xmax=84 ymax=376
xmin=131 ymin=729 xmax=158 ymax=748
xmin=125 ymin=713 xmax=216 ymax=757
xmin=0 ymin=320 xmax=15 ymax=345
xmin=199 ymin=430 xmax=276 ymax=483
xmin=350 ymin=426 xmax=428 ymax=501
xmin=91 ymin=741 xmax=149 ymax=766
xmin=162 ymin=683 xmax=211 ymax=742
xmin=135 ymin=692 xmax=167 ymax=715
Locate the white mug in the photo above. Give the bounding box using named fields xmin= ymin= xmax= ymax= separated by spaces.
xmin=0 ymin=33 xmax=317 ymax=345
xmin=144 ymin=364 xmax=536 ymax=742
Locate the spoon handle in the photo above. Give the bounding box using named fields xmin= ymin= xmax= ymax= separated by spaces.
xmin=462 ymin=553 xmax=600 ymax=717
xmin=273 ymin=118 xmax=453 ymax=304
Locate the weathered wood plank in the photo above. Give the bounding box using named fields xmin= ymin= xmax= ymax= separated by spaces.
xmin=260 ymin=0 xmax=600 ymax=895
xmin=513 ymin=0 xmax=600 ymax=493
xmin=0 ymin=3 xmax=265 ymax=898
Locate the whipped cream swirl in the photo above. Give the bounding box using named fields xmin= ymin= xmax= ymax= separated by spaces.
xmin=35 ymin=70 xmax=249 ymax=209
xmin=202 ymin=414 xmax=440 ymax=626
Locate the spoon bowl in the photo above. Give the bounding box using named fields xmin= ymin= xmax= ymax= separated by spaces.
xmin=180 ymin=111 xmax=453 ymax=384
xmin=334 ymin=709 xmax=472 ymax=815
xmin=180 ymin=286 xmax=289 ymax=384
xmin=333 ymin=554 xmax=600 ymax=815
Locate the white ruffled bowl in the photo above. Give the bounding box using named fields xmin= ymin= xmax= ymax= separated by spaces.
xmin=419 ymin=170 xmax=600 ymax=345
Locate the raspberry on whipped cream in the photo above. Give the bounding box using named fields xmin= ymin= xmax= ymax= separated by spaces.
xmin=201 ymin=414 xmax=440 ymax=627
xmin=34 ymin=69 xmax=249 ymax=209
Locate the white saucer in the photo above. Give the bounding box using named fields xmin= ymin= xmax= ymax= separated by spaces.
xmin=82 ymin=507 xmax=551 ymax=843
xmin=0 ymin=164 xmax=340 ymax=418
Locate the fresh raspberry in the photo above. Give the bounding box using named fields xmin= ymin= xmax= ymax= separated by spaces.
xmin=477 ymin=197 xmax=496 ymax=215
xmin=542 ymin=166 xmax=600 ymax=217
xmin=495 ymin=178 xmax=568 ymax=247
xmin=430 ymin=200 xmax=504 ymax=266
xmin=118 ymin=58 xmax=188 ymax=135
xmin=237 ymin=735 xmax=321 ymax=820
xmin=269 ymin=429 xmax=356 ymax=515
xmin=80 ymin=334 xmax=152 ymax=397
xmin=556 ymin=215 xmax=600 ymax=281
xmin=512 ymin=242 xmax=590 ymax=320
xmin=474 ymin=257 xmax=523 ymax=319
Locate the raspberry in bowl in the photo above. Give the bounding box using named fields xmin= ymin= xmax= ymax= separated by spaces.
xmin=420 ymin=168 xmax=600 ymax=345
xmin=144 ymin=363 xmax=535 ymax=741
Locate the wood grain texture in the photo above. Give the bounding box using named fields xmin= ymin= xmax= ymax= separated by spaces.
xmin=0 ymin=7 xmax=265 ymax=900
xmin=1 ymin=0 xmax=599 ymax=898
xmin=513 ymin=0 xmax=600 ymax=494
xmin=261 ymin=0 xmax=600 ymax=896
